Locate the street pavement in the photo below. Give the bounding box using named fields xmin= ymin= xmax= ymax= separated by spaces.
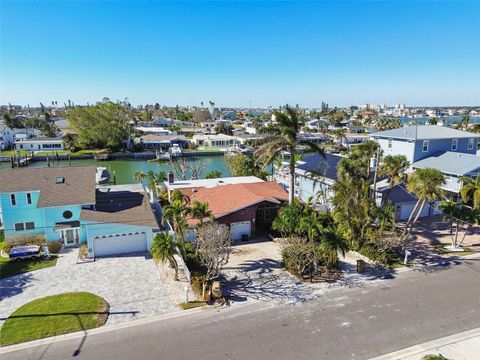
xmin=2 ymin=257 xmax=480 ymax=360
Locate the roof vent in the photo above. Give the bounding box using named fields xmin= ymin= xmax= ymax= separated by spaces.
xmin=55 ymin=177 xmax=65 ymax=184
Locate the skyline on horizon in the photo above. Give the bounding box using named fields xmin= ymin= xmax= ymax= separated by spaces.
xmin=1 ymin=1 xmax=479 ymax=108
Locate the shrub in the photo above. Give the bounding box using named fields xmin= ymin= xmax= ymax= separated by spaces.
xmin=47 ymin=241 xmax=63 ymax=254
xmin=3 ymin=234 xmax=46 ymax=254
xmin=422 ymin=355 xmax=449 ymax=360
xmin=79 ymin=244 xmax=89 ymax=259
xmin=358 ymin=244 xmax=400 ymax=266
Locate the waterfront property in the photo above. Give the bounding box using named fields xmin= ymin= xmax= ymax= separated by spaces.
xmin=0 ymin=167 xmax=161 ymax=257
xmin=0 ymin=123 xmax=14 ymax=150
xmin=138 ymin=134 xmax=189 ymax=151
xmin=373 ymin=125 xmax=480 ymax=166
xmin=192 ymin=134 xmax=238 ymax=150
xmin=15 ymin=136 xmax=65 ymax=152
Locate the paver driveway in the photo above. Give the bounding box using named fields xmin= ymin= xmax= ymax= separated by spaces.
xmin=0 ymin=248 xmax=178 ymax=326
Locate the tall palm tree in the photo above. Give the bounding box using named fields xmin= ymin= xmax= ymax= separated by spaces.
xmin=378 ymin=155 xmax=410 ymax=203
xmin=255 ymin=105 xmax=324 ymax=204
xmin=459 ymin=175 xmax=480 ymax=209
xmin=190 ymin=200 xmax=213 ymax=226
xmin=150 ymin=232 xmax=179 ymax=281
xmin=405 ymin=168 xmax=445 ymax=236
xmin=354 ymin=140 xmax=380 ymax=178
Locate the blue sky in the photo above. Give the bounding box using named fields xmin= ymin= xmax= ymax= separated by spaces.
xmin=1 ymin=1 xmax=479 ymax=107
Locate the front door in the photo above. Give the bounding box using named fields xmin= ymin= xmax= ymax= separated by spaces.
xmin=62 ymin=228 xmax=79 ymax=246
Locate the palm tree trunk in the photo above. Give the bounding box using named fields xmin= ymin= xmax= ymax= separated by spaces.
xmin=404 ymin=199 xmax=421 ymax=235
xmin=408 ymin=199 xmax=426 ymax=236
xmin=458 ymin=225 xmax=472 ymax=247
xmin=453 ymin=220 xmax=460 ymax=248
xmin=288 ymin=155 xmax=296 ymax=204
xmin=172 ymin=258 xmax=179 ymax=281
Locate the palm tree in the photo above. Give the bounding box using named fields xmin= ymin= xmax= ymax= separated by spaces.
xmin=354 ymin=140 xmax=380 ymax=178
xmin=150 ymin=232 xmax=179 ymax=280
xmin=404 ymin=168 xmax=445 ymax=236
xmin=427 ymin=117 xmax=438 ymax=125
xmin=255 ymin=105 xmax=324 ymax=204
xmin=205 ymin=170 xmax=222 ymax=179
xmin=40 ymin=122 xmax=59 ymax=137
xmin=63 ymin=133 xmax=78 ymax=152
xmin=163 ymin=200 xmax=190 ymax=257
xmin=318 ymin=227 xmax=348 ymax=269
xmin=459 ymin=175 xmax=480 ymax=209
xmin=378 ymin=155 xmax=410 ymax=203
xmin=190 ymin=200 xmax=213 ymax=226
xmin=133 ymin=171 xmax=145 ymax=183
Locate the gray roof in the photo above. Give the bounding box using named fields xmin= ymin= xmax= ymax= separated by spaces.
xmin=412 ymin=152 xmax=480 ymax=176
xmin=80 ymin=185 xmax=159 ymax=229
xmin=297 ymin=153 xmax=344 ymax=181
xmin=0 ymin=166 xmax=96 ymax=207
xmin=373 ymin=125 xmax=480 ymax=140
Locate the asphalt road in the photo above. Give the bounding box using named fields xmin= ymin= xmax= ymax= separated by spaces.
xmin=3 ymin=258 xmax=480 ymax=360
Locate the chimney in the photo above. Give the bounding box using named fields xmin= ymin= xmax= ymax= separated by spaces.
xmin=168 ymin=171 xmax=174 ymax=184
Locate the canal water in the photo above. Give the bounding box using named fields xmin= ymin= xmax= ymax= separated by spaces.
xmin=0 ymin=157 xmax=232 ymax=184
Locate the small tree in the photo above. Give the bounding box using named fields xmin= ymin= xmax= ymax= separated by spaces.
xmin=150 ymin=232 xmax=179 ymax=281
xmin=205 ymin=169 xmax=222 ymax=179
xmin=195 ymin=223 xmax=231 ymax=297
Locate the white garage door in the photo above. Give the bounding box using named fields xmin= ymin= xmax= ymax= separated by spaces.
xmin=399 ymin=203 xmax=430 ymax=220
xmin=93 ymin=231 xmax=147 ymax=257
xmin=230 ymin=221 xmax=251 ymax=241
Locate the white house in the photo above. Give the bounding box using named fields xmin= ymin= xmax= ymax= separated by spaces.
xmin=15 ymin=137 xmax=65 ymax=151
xmin=0 ymin=124 xmax=14 ymax=150
xmin=191 ymin=134 xmax=238 ymax=150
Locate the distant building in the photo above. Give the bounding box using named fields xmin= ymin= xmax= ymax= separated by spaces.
xmin=15 ymin=137 xmax=64 ymax=151
xmin=0 ymin=123 xmax=14 ymax=150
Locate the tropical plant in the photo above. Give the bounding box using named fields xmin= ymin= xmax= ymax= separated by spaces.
xmin=133 ymin=171 xmax=145 ymax=183
xmin=63 ymin=133 xmax=79 ymax=152
xmin=404 ymin=168 xmax=445 ymax=236
xmin=150 ymin=232 xmax=179 ymax=280
xmin=378 ymin=155 xmax=410 ymax=203
xmin=318 ymin=227 xmax=348 ymax=269
xmin=204 ymin=169 xmax=222 ymax=179
xmin=162 ymin=200 xmax=190 ymax=257
xmin=190 ymin=200 xmax=213 ymax=226
xmin=459 ymin=175 xmax=480 ymax=209
xmin=255 ymin=105 xmax=325 ymax=204
xmin=225 ymin=154 xmax=268 ymax=180
xmin=40 ymin=122 xmax=59 ymax=137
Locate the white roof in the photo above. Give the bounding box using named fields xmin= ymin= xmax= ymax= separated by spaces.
xmin=193 ymin=133 xmax=236 ymax=140
xmin=165 ymin=176 xmax=264 ymax=190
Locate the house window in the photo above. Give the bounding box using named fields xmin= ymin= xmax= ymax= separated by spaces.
xmin=25 ymin=222 xmax=35 ymax=230
xmin=451 ymin=139 xmax=458 ymax=151
xmin=14 ymin=223 xmax=25 ymax=231
xmin=468 ymin=138 xmax=474 ymax=150
xmin=388 ymin=139 xmax=392 ymax=149
xmin=19 ymin=144 xmax=23 ymax=149
xmin=422 ymin=140 xmax=429 ymax=152
xmin=10 ymin=194 xmax=16 ymax=206
xmin=26 ymin=193 xmax=32 ymax=205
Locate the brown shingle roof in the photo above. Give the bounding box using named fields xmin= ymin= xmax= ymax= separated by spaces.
xmin=0 ymin=166 xmax=96 ymax=207
xmin=184 ymin=182 xmax=288 ymax=223
xmin=80 ymin=189 xmax=159 ymax=229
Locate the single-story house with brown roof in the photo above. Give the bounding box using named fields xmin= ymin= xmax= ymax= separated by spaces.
xmin=181 ymin=181 xmax=288 ymax=241
xmin=0 ymin=167 xmax=161 ymax=257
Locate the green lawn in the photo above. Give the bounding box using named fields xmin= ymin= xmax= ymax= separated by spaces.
xmin=0 ymin=292 xmax=109 ymax=346
xmin=0 ymin=236 xmax=58 ymax=279
xmin=0 ymin=150 xmax=32 ymax=156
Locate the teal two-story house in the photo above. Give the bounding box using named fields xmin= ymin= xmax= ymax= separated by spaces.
xmin=0 ymin=166 xmax=160 ymax=257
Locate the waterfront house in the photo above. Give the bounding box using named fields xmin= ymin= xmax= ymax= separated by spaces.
xmin=373 ymin=125 xmax=480 ymax=166
xmin=179 ymin=181 xmax=288 ymax=241
xmin=192 ymin=134 xmax=238 ymax=150
xmin=0 ymin=123 xmax=14 ymax=150
xmin=135 ymin=126 xmax=173 ymax=136
xmin=15 ymin=136 xmax=65 ymax=152
xmin=0 ymin=167 xmax=160 ymax=257
xmin=139 ymin=134 xmax=189 ymax=151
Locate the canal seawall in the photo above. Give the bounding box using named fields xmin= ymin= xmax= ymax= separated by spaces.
xmin=0 ymin=151 xmax=226 ymax=163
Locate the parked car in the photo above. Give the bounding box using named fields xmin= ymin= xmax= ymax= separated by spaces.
xmin=8 ymin=245 xmax=42 ymax=260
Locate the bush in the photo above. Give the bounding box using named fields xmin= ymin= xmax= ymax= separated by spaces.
xmin=47 ymin=241 xmax=63 ymax=254
xmin=358 ymin=244 xmax=400 ymax=266
xmin=422 ymin=355 xmax=449 ymax=360
xmin=79 ymin=244 xmax=89 ymax=259
xmin=3 ymin=234 xmax=46 ymax=254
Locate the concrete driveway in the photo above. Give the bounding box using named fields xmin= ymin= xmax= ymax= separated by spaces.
xmin=0 ymin=248 xmax=178 ymax=325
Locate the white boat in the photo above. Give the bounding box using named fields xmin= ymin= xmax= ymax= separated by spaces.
xmin=96 ymin=167 xmax=110 ymax=184
xmin=169 ymin=144 xmax=182 ymax=157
